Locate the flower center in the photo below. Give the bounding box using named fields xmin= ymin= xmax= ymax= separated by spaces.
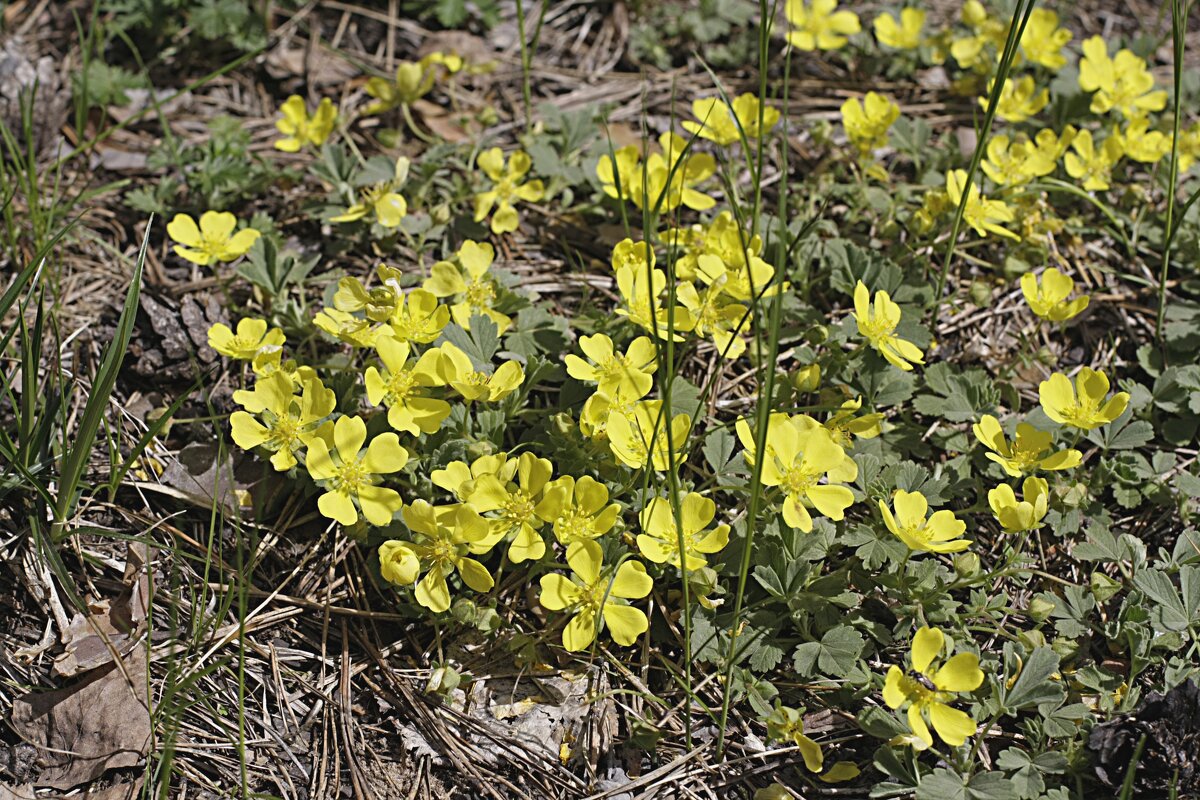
xmin=267 ymin=414 xmax=301 ymax=449
xmin=502 ymin=492 xmax=536 ymax=524
xmin=599 ymin=354 xmax=632 ymax=383
xmin=781 ymin=463 xmax=818 ymax=496
xmin=333 ymin=458 xmax=370 ymax=494
xmin=555 ymin=509 xmax=594 ymax=543
xmin=385 ymin=370 xmax=418 ymax=404
xmin=896 ymin=673 xmax=938 ymax=704
xmin=465 ymin=279 xmax=496 ymax=311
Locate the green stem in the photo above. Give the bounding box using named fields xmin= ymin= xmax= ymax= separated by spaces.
xmin=931 ymin=0 xmax=1037 ymax=328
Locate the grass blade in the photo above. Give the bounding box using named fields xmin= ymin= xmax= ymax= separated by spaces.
xmin=52 ymin=216 xmax=151 ymax=541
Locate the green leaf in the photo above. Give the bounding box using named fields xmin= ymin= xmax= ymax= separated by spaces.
xmin=1133 ymin=569 xmax=1189 ymax=631
xmin=966 ymin=771 xmax=1018 ymax=800
xmin=916 ymin=770 xmax=967 ymax=800
xmin=440 ymin=315 xmax=500 ymax=370
xmin=747 ymin=640 xmax=784 ymax=672
xmin=792 ymin=626 xmax=864 ymax=677
xmin=1001 ymin=647 xmax=1063 ymax=711
xmin=703 ymin=426 xmax=735 ymax=474
xmin=52 ymin=218 xmax=148 ymax=540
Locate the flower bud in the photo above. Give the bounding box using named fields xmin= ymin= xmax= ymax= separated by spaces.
xmin=793 ymin=364 xmax=821 ymax=392
xmin=953 ymin=552 xmax=980 ymax=577
xmin=1028 ymin=596 xmax=1056 ymax=623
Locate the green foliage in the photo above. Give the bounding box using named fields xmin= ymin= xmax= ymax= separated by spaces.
xmin=628 ymin=0 xmax=757 ymax=70
xmin=128 ymin=115 xmax=283 ymax=213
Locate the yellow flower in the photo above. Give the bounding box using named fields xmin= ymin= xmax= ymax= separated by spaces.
xmin=334 ymin=267 xmax=450 ymax=344
xmin=208 ymin=317 xmax=285 ymax=360
xmin=1019 ymin=9 xmax=1071 ymax=70
xmin=765 ymin=706 xmax=824 ymax=773
xmin=682 ymin=94 xmax=780 ymax=146
xmin=873 ymin=8 xmax=924 ymax=50
xmin=401 ymin=500 xmax=496 ymax=612
xmin=689 ymin=214 xmax=780 ymax=302
xmin=1021 ymin=267 xmax=1089 ymax=322
xmin=538 ymin=540 xmax=652 ymax=651
xmin=432 ymin=452 xmax=517 ymax=501
xmin=841 ymin=92 xmax=900 ymax=156
xmin=1177 ymin=122 xmax=1200 ymax=171
xmin=980 ymin=133 xmax=1061 ymax=187
xmin=364 ymin=336 xmax=450 ymax=436
xmin=388 ymin=288 xmax=451 ymax=344
xmin=793 ymin=364 xmax=821 ymax=393
xmin=973 ymin=415 xmax=1082 ymax=478
xmin=988 ymin=476 xmax=1049 ymax=532
xmin=474 ymin=148 xmax=545 ymax=234
xmin=423 ymin=239 xmax=513 ymax=334
xmin=378 ymin=540 xmax=420 ymax=586
xmin=950 ymin=0 xmax=1006 ymax=69
xmin=983 ymin=76 xmax=1049 ymax=123
xmin=535 ymin=476 xmax=621 ymax=546
xmin=596 ymin=145 xmax=644 ymax=207
xmin=167 ymin=211 xmax=260 ymax=265
xmin=596 ymin=134 xmax=717 ymax=213
xmin=436 ymin=342 xmax=525 ymax=403
xmin=786 ymin=0 xmax=861 ymax=51
xmin=364 ymin=60 xmax=436 ymax=114
xmin=852 ymin=281 xmax=925 ymax=371
xmin=331 ymin=157 xmax=409 ymax=227
xmin=230 ymin=372 xmax=335 ymax=471
xmin=313 ymin=307 xmax=387 ymax=349
xmin=422 ymin=51 xmax=465 ymax=74
xmin=1064 ymin=129 xmax=1123 ymax=191
xmin=945 ymin=170 xmax=1019 ymax=241
xmin=466 ymin=452 xmax=554 ymax=563
xmin=579 ymin=384 xmax=641 ymax=440
xmin=306 ymin=415 xmax=407 ymax=526
xmin=882 ymin=627 xmax=983 ymax=749
xmin=607 ymin=399 xmax=691 ymax=471
xmin=820 ymin=396 xmax=883 ymax=447
xmin=738 ymin=415 xmax=854 ymax=532
xmin=1114 ymin=117 xmax=1171 ymax=164
xmin=646 ymin=132 xmax=718 ymax=212
xmin=273 ymin=95 xmax=337 ymax=152
xmin=615 ymin=263 xmax=695 ymax=341
xmin=334 ymin=268 xmax=402 ymax=323
xmin=879 ymin=490 xmax=970 ymax=554
xmin=1078 ymin=36 xmax=1167 ymax=119
xmin=564 ymin=334 xmax=657 ymax=399
xmin=1039 ymin=367 xmax=1129 ymax=430
xmin=638 ymin=493 xmax=730 ymax=570
xmin=678 ymin=281 xmax=751 ymax=359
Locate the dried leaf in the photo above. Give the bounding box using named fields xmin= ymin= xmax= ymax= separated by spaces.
xmin=11 ymin=649 xmax=151 ymax=790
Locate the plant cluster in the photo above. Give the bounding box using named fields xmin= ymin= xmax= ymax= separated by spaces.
xmin=144 ymin=2 xmax=1200 ymax=796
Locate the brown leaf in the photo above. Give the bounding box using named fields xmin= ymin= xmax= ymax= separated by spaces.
xmin=601 ymin=122 xmax=641 ymax=150
xmin=155 ymin=441 xmax=243 ymax=513
xmin=0 ymin=786 xmax=36 ymax=800
xmin=411 ymin=99 xmax=474 ymax=143
xmin=11 ymin=649 xmax=152 ymax=790
xmin=52 ymin=600 xmax=130 ymax=678
xmin=264 ymin=43 xmax=357 ymax=87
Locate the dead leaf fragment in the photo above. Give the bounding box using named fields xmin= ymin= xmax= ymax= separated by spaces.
xmin=11 ymin=649 xmax=152 ymax=790
xmin=52 ymin=600 xmax=130 ymax=677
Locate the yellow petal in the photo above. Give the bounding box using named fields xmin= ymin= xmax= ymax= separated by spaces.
xmin=602 ymin=603 xmax=648 ymax=646
xmin=911 ymin=627 xmax=944 ymax=674
xmin=929 ymin=701 xmax=977 ymax=747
